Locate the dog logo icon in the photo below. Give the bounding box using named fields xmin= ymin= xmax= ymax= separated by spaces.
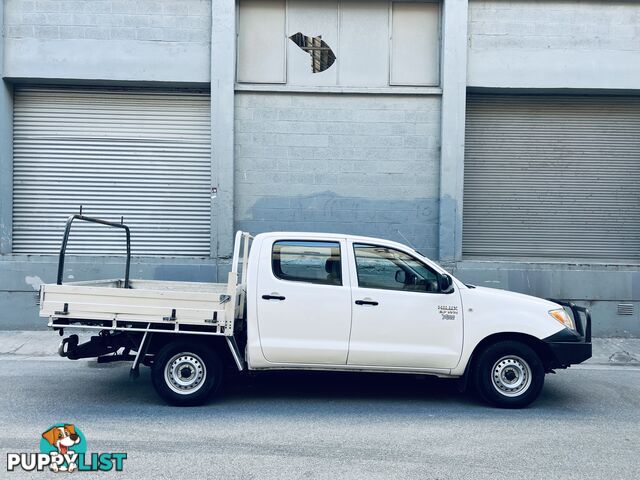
xmin=41 ymin=424 xmax=83 ymax=472
xmin=7 ymin=424 xmax=126 ymax=473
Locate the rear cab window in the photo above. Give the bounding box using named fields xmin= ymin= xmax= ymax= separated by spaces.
xmin=272 ymin=240 xmax=342 ymax=286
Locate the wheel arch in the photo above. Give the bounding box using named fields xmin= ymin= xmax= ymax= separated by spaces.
xmin=146 ymin=334 xmax=237 ymax=369
xmin=465 ymin=332 xmax=555 ymax=379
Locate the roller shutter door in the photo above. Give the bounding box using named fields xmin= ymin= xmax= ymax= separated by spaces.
xmin=463 ymin=95 xmax=640 ymax=261
xmin=13 ymin=86 xmax=211 ymax=256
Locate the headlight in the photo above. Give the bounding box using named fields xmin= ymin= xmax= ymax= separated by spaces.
xmin=549 ymin=308 xmax=575 ymax=330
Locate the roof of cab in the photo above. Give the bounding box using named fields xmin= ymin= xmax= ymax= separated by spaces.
xmin=252 ymin=231 xmax=419 ymax=255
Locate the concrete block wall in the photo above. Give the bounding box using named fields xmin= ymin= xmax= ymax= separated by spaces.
xmin=468 ymin=0 xmax=640 ymax=88
xmin=453 ymin=262 xmax=640 ymax=337
xmin=234 ymin=92 xmax=442 ymax=259
xmin=4 ymin=0 xmax=211 ymax=82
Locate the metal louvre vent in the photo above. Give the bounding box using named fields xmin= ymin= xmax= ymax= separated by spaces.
xmin=463 ymin=95 xmax=640 ymax=262
xmin=12 ymin=86 xmax=212 ymax=256
xmin=617 ymin=303 xmax=634 ymax=316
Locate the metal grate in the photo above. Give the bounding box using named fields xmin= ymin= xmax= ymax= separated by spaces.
xmin=617 ymin=303 xmax=634 ymax=316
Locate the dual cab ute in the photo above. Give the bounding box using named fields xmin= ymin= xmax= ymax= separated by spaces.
xmin=40 ymin=214 xmax=592 ymax=408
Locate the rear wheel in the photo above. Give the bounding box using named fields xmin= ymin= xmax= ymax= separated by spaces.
xmin=472 ymin=340 xmax=544 ymax=408
xmin=151 ymin=341 xmax=222 ymax=406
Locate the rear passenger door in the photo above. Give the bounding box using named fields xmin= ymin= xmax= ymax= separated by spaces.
xmin=256 ymin=237 xmax=352 ymax=365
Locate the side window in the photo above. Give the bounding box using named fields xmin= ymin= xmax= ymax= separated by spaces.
xmin=353 ymin=244 xmax=441 ymax=293
xmin=272 ymin=241 xmax=342 ymax=286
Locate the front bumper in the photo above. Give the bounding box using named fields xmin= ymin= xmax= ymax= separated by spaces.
xmin=544 ymin=300 xmax=592 ymax=368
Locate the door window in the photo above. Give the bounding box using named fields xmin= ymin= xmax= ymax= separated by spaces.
xmin=353 ymin=243 xmax=440 ymax=292
xmin=272 ymin=241 xmax=342 ymax=286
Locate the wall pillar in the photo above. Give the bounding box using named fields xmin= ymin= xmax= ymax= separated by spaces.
xmin=211 ymin=0 xmax=236 ymax=266
xmin=438 ymin=0 xmax=468 ymax=263
xmin=0 ymin=4 xmax=14 ymax=255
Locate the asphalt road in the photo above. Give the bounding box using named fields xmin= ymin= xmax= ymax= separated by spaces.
xmin=0 ymin=358 xmax=638 ymax=480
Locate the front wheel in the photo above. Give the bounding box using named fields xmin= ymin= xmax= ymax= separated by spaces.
xmin=472 ymin=340 xmax=545 ymax=408
xmin=151 ymin=342 xmax=223 ymax=406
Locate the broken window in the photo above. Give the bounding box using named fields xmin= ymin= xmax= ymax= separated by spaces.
xmin=288 ymin=32 xmax=336 ymax=73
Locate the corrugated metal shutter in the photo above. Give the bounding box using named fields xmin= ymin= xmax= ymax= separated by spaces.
xmin=463 ymin=95 xmax=640 ymax=261
xmin=13 ymin=86 xmax=211 ymax=256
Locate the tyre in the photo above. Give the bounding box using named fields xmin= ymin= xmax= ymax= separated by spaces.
xmin=472 ymin=340 xmax=545 ymax=409
xmin=151 ymin=341 xmax=223 ymax=406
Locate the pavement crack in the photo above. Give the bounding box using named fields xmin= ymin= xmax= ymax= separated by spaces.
xmin=609 ymin=349 xmax=639 ymax=365
xmin=4 ymin=341 xmax=28 ymax=355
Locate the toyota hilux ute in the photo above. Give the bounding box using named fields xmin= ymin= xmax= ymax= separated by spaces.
xmin=40 ymin=214 xmax=592 ymax=408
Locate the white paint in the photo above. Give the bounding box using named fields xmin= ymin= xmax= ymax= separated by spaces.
xmin=255 ymin=235 xmax=352 ymax=364
xmin=245 ymin=231 xmax=566 ymax=375
xmin=24 ymin=275 xmax=43 ymax=291
xmin=346 ymin=238 xmax=463 ymax=369
xmin=40 ymin=231 xmax=573 ymax=383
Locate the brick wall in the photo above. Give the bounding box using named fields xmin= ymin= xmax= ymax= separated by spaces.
xmin=234 ymin=93 xmax=442 ymax=258
xmin=5 ymin=0 xmax=210 ymax=43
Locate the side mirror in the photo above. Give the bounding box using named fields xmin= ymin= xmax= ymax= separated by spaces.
xmin=395 ymin=269 xmax=406 ymax=284
xmin=438 ymin=274 xmax=454 ymax=293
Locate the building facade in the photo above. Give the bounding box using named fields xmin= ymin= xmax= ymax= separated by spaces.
xmin=0 ymin=0 xmax=638 ymax=335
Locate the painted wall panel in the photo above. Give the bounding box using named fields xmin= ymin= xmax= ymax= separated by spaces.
xmin=287 ymin=0 xmax=339 ymax=86
xmin=338 ymin=0 xmax=389 ymax=87
xmin=3 ymin=0 xmax=211 ymax=82
xmin=468 ymin=0 xmax=640 ymax=88
xmin=237 ymin=0 xmax=286 ymax=83
xmin=391 ymin=2 xmax=441 ymax=86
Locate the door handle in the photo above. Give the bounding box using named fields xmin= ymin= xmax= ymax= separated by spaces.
xmin=355 ymin=299 xmax=378 ymax=306
xmin=262 ymin=294 xmax=286 ymax=301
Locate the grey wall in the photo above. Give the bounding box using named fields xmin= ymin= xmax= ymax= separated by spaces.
xmin=453 ymin=262 xmax=640 ymax=338
xmin=4 ymin=0 xmax=211 ymax=82
xmin=0 ymin=256 xmax=222 ymax=329
xmin=468 ymin=0 xmax=640 ymax=89
xmin=1 ymin=0 xmax=638 ymax=336
xmin=1 ymin=0 xmax=222 ymax=330
xmin=461 ymin=0 xmax=640 ymax=337
xmin=234 ymin=92 xmax=442 ymax=258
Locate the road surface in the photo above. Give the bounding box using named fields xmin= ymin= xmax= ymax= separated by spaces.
xmin=0 ymin=357 xmax=638 ymax=479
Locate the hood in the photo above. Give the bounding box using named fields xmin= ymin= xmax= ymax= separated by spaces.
xmin=469 ymin=285 xmax=560 ymax=311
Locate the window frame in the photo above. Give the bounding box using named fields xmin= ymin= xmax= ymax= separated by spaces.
xmin=271 ymin=239 xmax=344 ymax=287
xmin=352 ymin=242 xmax=448 ymax=294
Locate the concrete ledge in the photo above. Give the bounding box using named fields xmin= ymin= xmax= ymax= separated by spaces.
xmin=0 ymin=331 xmax=638 ymax=367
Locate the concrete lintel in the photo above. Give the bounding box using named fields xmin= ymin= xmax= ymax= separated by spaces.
xmin=4 ymin=38 xmax=211 ymax=84
xmin=438 ymin=0 xmax=468 ymax=262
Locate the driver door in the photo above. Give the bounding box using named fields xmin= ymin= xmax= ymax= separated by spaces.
xmin=346 ymin=242 xmax=463 ymax=369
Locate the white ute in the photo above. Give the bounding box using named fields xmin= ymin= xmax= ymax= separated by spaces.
xmin=40 ymin=214 xmax=592 ymax=408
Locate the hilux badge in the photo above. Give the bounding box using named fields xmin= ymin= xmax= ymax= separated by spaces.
xmin=438 ymin=305 xmax=458 ymax=320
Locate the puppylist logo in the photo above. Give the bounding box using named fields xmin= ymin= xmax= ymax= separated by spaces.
xmin=6 ymin=424 xmax=127 ymax=473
